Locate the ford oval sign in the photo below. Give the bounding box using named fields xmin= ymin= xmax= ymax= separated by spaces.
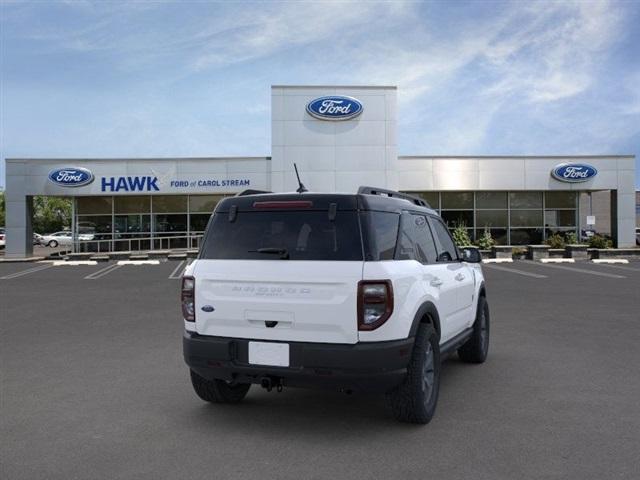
xmin=306 ymin=95 xmax=363 ymax=121
xmin=48 ymin=167 xmax=95 ymax=187
xmin=551 ymin=163 xmax=598 ymax=183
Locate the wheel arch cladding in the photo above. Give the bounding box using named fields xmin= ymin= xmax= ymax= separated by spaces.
xmin=409 ymin=302 xmax=441 ymax=339
xmin=478 ymin=281 xmax=486 ymax=298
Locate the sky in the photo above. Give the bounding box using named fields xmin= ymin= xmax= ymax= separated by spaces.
xmin=1 ymin=0 xmax=639 ymax=188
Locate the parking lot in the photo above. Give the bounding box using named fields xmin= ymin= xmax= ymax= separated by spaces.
xmin=1 ymin=259 xmax=640 ymax=480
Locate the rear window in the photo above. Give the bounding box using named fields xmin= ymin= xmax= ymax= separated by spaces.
xmin=200 ymin=211 xmax=363 ymax=261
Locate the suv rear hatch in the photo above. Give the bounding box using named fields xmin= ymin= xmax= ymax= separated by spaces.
xmin=193 ymin=195 xmax=364 ymax=344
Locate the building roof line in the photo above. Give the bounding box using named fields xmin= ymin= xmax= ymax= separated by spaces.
xmin=399 ymin=155 xmax=636 ymax=159
xmin=272 ymin=85 xmax=397 ymax=89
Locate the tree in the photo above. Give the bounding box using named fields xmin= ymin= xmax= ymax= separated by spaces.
xmin=0 ymin=190 xmax=5 ymax=227
xmin=31 ymin=196 xmax=72 ymax=233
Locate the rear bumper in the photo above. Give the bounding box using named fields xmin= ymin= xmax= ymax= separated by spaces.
xmin=183 ymin=332 xmax=414 ymax=393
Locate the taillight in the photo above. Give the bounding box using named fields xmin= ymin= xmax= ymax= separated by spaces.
xmin=357 ymin=280 xmax=394 ymax=331
xmin=182 ymin=276 xmax=195 ymax=322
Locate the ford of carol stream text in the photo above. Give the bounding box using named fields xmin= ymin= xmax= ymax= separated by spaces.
xmin=182 ymin=186 xmax=489 ymax=424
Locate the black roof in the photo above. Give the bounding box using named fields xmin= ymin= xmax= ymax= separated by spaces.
xmin=215 ymin=190 xmax=437 ymax=215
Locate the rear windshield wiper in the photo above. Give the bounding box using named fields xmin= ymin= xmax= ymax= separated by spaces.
xmin=249 ymin=247 xmax=290 ymax=259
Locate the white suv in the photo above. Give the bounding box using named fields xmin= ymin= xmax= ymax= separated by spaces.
xmin=182 ymin=187 xmax=489 ymax=424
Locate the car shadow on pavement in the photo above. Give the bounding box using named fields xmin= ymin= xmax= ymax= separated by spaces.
xmin=179 ymin=357 xmax=476 ymax=436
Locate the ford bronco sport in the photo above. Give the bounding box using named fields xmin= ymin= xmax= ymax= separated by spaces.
xmin=182 ymin=187 xmax=489 ymax=424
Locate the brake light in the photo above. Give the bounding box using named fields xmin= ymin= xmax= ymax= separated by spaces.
xmin=357 ymin=280 xmax=394 ymax=331
xmin=181 ymin=276 xmax=195 ymax=322
xmin=253 ymin=200 xmax=313 ymax=209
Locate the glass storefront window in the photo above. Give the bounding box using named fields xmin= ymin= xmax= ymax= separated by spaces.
xmin=441 ymin=210 xmax=473 ymax=228
xmin=476 ymin=192 xmax=507 ymax=209
xmin=411 ymin=192 xmax=439 ymax=210
xmin=77 ymin=197 xmax=112 ymax=214
xmin=510 ymin=228 xmax=543 ymax=245
xmin=77 ymin=215 xmax=113 ymax=234
xmin=441 ymin=192 xmax=473 ymax=209
xmin=190 ymin=195 xmax=225 ymax=213
xmin=114 ymin=196 xmax=150 ymax=213
xmin=509 ymin=192 xmax=542 ymax=209
xmin=115 ymin=214 xmax=151 ymax=235
xmin=153 ymin=214 xmax=187 ymax=233
xmin=476 ymin=210 xmax=507 ymax=228
xmin=545 ymin=191 xmax=576 ymax=208
xmin=510 ymin=210 xmax=543 ymax=227
xmin=544 ymin=210 xmax=576 ymax=228
xmin=190 ymin=214 xmax=211 ymax=232
xmin=152 ymin=196 xmax=188 ymax=213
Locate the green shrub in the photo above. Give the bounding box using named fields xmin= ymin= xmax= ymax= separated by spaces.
xmin=588 ymin=234 xmax=613 ymax=249
xmin=451 ymin=222 xmax=472 ymax=247
xmin=545 ymin=233 xmax=565 ymax=249
xmin=564 ymin=232 xmax=578 ymax=245
xmin=475 ymin=226 xmax=495 ymax=250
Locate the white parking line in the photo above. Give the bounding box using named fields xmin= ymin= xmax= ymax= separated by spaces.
xmin=84 ymin=263 xmax=122 ymax=280
xmin=0 ymin=264 xmax=54 ymax=280
xmin=117 ymin=260 xmax=160 ymax=266
xmin=483 ymin=263 xmax=548 ymax=278
xmin=168 ymin=259 xmax=193 ymax=279
xmin=52 ymin=260 xmax=98 ymax=266
xmin=591 ymin=263 xmax=640 ymax=273
xmin=532 ymin=262 xmax=626 ymax=279
xmin=168 ymin=260 xmax=185 ymax=279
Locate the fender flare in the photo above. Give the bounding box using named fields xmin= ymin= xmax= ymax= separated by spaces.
xmin=408 ymin=302 xmax=442 ymax=339
xmin=478 ymin=281 xmax=487 ymax=299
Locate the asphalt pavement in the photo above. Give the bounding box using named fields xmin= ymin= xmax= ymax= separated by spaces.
xmin=1 ymin=259 xmax=640 ymax=480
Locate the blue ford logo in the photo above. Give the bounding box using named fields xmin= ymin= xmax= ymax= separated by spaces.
xmin=551 ymin=163 xmax=598 ymax=183
xmin=48 ymin=167 xmax=95 ymax=187
xmin=306 ymin=95 xmax=363 ymax=121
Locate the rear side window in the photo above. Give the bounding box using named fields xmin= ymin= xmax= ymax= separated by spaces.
xmin=428 ymin=217 xmax=459 ymax=262
xmin=360 ymin=211 xmax=400 ymax=261
xmin=200 ymin=211 xmax=363 ymax=261
xmin=396 ymin=213 xmax=438 ymax=264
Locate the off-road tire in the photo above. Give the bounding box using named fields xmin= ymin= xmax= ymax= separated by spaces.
xmin=387 ymin=323 xmax=440 ymax=424
xmin=458 ymin=296 xmax=490 ymax=364
xmin=190 ymin=370 xmax=251 ymax=404
xmin=48 ymin=240 xmax=58 ymax=248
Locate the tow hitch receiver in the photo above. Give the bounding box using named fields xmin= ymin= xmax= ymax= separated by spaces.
xmin=260 ymin=376 xmax=284 ymax=392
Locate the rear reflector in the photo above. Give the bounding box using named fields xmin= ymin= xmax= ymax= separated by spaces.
xmin=253 ymin=200 xmax=313 ymax=209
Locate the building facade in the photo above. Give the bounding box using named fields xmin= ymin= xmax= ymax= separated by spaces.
xmin=4 ymin=85 xmax=637 ymax=258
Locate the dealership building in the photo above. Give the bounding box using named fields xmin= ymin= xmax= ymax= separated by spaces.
xmin=4 ymin=85 xmax=637 ymax=258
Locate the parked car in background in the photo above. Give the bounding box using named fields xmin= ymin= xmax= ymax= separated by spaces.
xmin=636 ymin=228 xmax=640 ymax=246
xmin=33 ymin=233 xmax=45 ymax=245
xmin=41 ymin=231 xmax=93 ymax=248
xmin=41 ymin=231 xmax=72 ymax=247
xmin=0 ymin=228 xmax=5 ymax=249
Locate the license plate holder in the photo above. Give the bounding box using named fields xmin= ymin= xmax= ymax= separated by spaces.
xmin=248 ymin=341 xmax=290 ymax=367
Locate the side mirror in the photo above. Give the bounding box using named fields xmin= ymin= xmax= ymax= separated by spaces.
xmin=461 ymin=247 xmax=482 ymax=263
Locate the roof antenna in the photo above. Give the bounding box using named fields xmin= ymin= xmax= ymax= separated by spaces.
xmin=293 ymin=163 xmax=308 ymax=193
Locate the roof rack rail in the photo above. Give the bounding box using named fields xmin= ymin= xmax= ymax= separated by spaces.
xmin=235 ymin=189 xmax=272 ymax=196
xmin=357 ymin=186 xmax=430 ymax=208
